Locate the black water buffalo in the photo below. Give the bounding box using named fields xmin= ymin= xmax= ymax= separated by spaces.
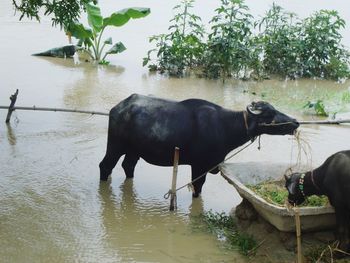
xmin=100 ymin=94 xmax=299 ymax=197
xmin=285 ymin=150 xmax=350 ymax=253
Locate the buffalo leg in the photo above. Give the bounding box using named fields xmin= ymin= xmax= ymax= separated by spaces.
xmin=335 ymin=207 xmax=350 ymax=253
xmin=99 ymin=140 xmax=124 ymax=181
xmin=122 ymin=154 xmax=140 ymax=178
xmin=191 ymin=165 xmax=207 ymax=198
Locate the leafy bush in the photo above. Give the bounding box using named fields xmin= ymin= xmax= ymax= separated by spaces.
xmin=145 ymin=0 xmax=350 ymax=81
xmin=143 ymin=0 xmax=205 ymax=76
xmin=300 ymin=10 xmax=350 ymax=79
xmin=258 ymin=4 xmax=303 ymax=78
xmin=257 ymin=6 xmax=350 ymax=80
xmin=202 ymin=0 xmax=255 ymax=79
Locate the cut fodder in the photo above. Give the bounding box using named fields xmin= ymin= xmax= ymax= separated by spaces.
xmin=286 ymin=130 xmax=313 ymax=174
xmin=247 ymin=180 xmax=329 ymax=207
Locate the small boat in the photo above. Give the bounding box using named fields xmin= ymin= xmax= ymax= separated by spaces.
xmin=220 ymin=162 xmax=335 ymax=232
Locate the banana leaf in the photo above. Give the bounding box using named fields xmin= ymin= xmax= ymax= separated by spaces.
xmin=86 ymin=3 xmax=103 ymax=33
xmin=67 ymin=23 xmax=93 ymax=41
xmin=105 ymin=42 xmax=126 ymax=55
xmin=103 ymin=7 xmax=151 ymax=27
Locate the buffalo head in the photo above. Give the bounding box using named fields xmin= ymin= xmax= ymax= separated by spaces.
xmin=284 ymin=173 xmax=306 ymax=206
xmin=246 ymin=101 xmax=299 ymax=137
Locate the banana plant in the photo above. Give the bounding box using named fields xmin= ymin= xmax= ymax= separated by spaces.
xmin=67 ymin=3 xmax=150 ymax=64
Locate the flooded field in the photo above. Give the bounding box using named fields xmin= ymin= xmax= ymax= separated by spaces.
xmin=1 ymin=0 xmax=350 ymax=262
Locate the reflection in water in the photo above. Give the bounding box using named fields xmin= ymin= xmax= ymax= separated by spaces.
xmin=6 ymin=123 xmax=16 ymax=145
xmin=97 ymin=179 xmax=241 ymax=262
xmin=188 ymin=196 xmax=204 ymax=216
xmin=63 ymin=61 xmax=126 ymax=110
xmin=35 ymin=56 xmax=126 ymax=74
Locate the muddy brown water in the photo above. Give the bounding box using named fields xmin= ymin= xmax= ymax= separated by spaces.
xmin=1 ymin=0 xmax=350 ymax=262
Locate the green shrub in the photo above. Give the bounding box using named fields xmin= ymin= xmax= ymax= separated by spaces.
xmin=144 ymin=0 xmax=205 ymax=76
xmin=145 ymin=0 xmax=350 ymax=81
xmin=258 ymin=3 xmax=303 ymax=78
xmin=300 ymin=10 xmax=350 ymax=79
xmin=258 ymin=6 xmax=350 ymax=80
xmin=202 ymin=0 xmax=255 ymax=79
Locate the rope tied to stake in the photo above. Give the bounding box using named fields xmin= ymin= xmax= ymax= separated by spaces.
xmin=163 ymin=136 xmax=261 ymax=199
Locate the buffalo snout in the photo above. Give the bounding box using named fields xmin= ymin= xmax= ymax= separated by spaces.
xmin=261 ymin=112 xmax=299 ymax=135
xmin=284 ymin=173 xmax=305 ymax=206
xmin=273 ymin=113 xmax=299 ymax=135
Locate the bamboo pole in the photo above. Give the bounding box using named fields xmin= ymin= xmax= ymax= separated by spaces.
xmin=2 ymin=105 xmax=350 ymax=125
xmin=294 ymin=207 xmax=303 ymax=263
xmin=0 ymin=105 xmax=109 ymax=118
xmin=170 ymin=147 xmax=180 ymax=211
xmin=299 ymin=119 xmax=350 ymax=125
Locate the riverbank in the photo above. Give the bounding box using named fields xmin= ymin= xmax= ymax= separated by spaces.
xmin=232 ymin=200 xmax=349 ymax=263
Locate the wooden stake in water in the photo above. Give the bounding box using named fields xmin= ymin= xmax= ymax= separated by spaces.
xmin=6 ymin=89 xmax=18 ymax=123
xmin=294 ymin=207 xmax=303 ymax=263
xmin=170 ymin=147 xmax=180 ymax=211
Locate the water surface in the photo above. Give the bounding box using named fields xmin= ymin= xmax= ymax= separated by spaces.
xmin=1 ymin=0 xmax=350 ymax=262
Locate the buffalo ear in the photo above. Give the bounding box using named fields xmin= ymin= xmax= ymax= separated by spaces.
xmin=247 ymin=102 xmax=262 ymax=115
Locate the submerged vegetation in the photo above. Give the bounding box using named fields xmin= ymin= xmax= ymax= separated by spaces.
xmin=247 ymin=181 xmax=329 ymax=207
xmin=203 ymin=0 xmax=257 ymax=80
xmin=192 ymin=211 xmax=257 ymax=256
xmin=14 ymin=0 xmax=150 ymax=65
xmin=143 ymin=0 xmax=205 ymax=76
xmin=145 ymin=0 xmax=350 ymax=81
xmin=304 ymin=100 xmax=329 ymax=117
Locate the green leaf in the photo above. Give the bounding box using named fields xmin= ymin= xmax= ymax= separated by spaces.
xmin=67 ymin=23 xmax=93 ymax=40
xmin=142 ymin=57 xmax=150 ymax=67
xmin=106 ymin=42 xmax=127 ymax=55
xmin=86 ymin=3 xmax=103 ymax=32
xmin=124 ymin=7 xmax=151 ymax=19
xmin=104 ymin=37 xmax=112 ymax=45
xmin=99 ymin=59 xmax=110 ymax=65
xmin=103 ymin=7 xmax=150 ymax=27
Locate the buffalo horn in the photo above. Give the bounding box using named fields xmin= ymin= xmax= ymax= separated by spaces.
xmin=247 ymin=103 xmax=262 ymax=115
